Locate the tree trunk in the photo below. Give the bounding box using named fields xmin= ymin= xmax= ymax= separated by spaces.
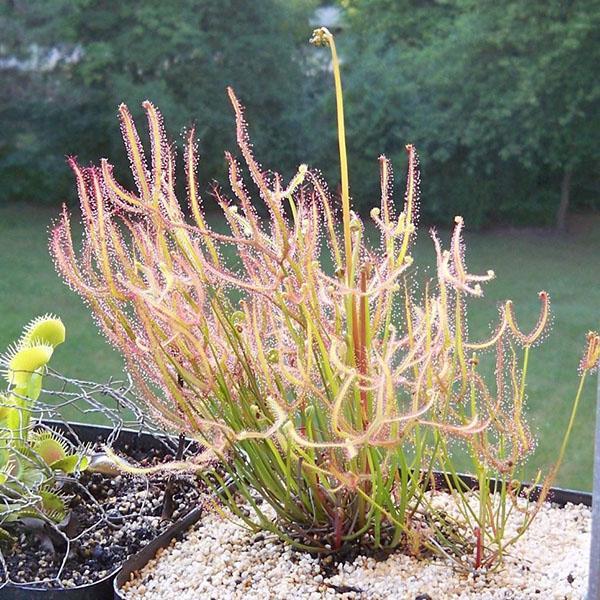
xmin=556 ymin=167 xmax=573 ymax=232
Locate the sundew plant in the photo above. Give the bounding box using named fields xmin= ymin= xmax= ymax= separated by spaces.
xmin=51 ymin=28 xmax=599 ymax=570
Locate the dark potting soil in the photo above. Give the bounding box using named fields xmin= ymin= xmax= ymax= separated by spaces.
xmin=0 ymin=440 xmax=204 ymax=589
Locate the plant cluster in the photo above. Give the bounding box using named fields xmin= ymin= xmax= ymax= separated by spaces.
xmin=0 ymin=316 xmax=89 ymax=539
xmin=51 ymin=28 xmax=599 ymax=570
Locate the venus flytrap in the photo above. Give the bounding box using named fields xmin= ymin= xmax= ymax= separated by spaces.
xmin=0 ymin=316 xmax=90 ymax=539
xmin=51 ymin=27 xmax=595 ymax=570
xmin=1 ymin=315 xmax=66 ymax=444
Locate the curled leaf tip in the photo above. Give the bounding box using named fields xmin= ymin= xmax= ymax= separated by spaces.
xmin=580 ymin=331 xmax=600 ymax=372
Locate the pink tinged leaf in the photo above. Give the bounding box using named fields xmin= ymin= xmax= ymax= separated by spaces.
xmin=118 ymin=103 xmax=151 ymax=201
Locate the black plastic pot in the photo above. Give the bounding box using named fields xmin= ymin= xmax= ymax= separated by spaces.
xmin=431 ymin=471 xmax=592 ymax=508
xmin=112 ymin=474 xmax=592 ymax=600
xmin=0 ymin=571 xmax=117 ymax=600
xmin=0 ymin=421 xmax=186 ymax=600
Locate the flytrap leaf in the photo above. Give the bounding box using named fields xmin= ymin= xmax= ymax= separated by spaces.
xmin=19 ymin=314 xmax=66 ymax=349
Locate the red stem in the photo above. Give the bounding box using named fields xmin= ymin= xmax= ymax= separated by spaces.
xmin=474 ymin=526 xmax=483 ymax=569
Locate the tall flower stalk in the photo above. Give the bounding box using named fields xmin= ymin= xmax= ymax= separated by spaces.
xmin=51 ymin=28 xmax=597 ymax=569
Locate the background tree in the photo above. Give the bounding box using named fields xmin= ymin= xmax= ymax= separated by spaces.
xmin=0 ymin=0 xmax=597 ymax=228
xmin=0 ymin=0 xmax=316 ymax=205
xmin=421 ymin=0 xmax=599 ymax=230
xmin=340 ymin=0 xmax=599 ymax=228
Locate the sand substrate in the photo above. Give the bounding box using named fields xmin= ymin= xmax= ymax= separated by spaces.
xmin=120 ymin=494 xmax=590 ymax=599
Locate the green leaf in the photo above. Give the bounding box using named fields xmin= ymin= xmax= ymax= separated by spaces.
xmin=39 ymin=490 xmax=67 ymax=522
xmin=29 ymin=430 xmax=68 ymax=465
xmin=50 ymin=454 xmax=89 ymax=474
xmin=5 ymin=345 xmax=53 ymax=387
xmin=0 ymin=526 xmax=16 ymax=543
xmin=19 ymin=315 xmax=66 ymax=349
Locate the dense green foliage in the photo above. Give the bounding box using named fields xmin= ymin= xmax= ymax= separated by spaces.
xmin=339 ymin=0 xmax=599 ymax=227
xmin=0 ymin=0 xmax=315 ymax=205
xmin=0 ymin=0 xmax=598 ymax=226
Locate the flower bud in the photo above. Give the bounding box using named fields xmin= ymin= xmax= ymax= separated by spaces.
xmin=310 ymin=27 xmax=332 ymax=47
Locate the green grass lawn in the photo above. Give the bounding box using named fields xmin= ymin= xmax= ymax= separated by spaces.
xmin=0 ymin=202 xmax=598 ymax=490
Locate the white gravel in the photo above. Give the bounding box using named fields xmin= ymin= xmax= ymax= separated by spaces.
xmin=120 ymin=494 xmax=590 ymax=599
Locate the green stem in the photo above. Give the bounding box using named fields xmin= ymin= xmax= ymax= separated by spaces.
xmin=311 ymin=27 xmax=352 ymax=285
xmin=556 ymin=372 xmax=587 ymax=470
